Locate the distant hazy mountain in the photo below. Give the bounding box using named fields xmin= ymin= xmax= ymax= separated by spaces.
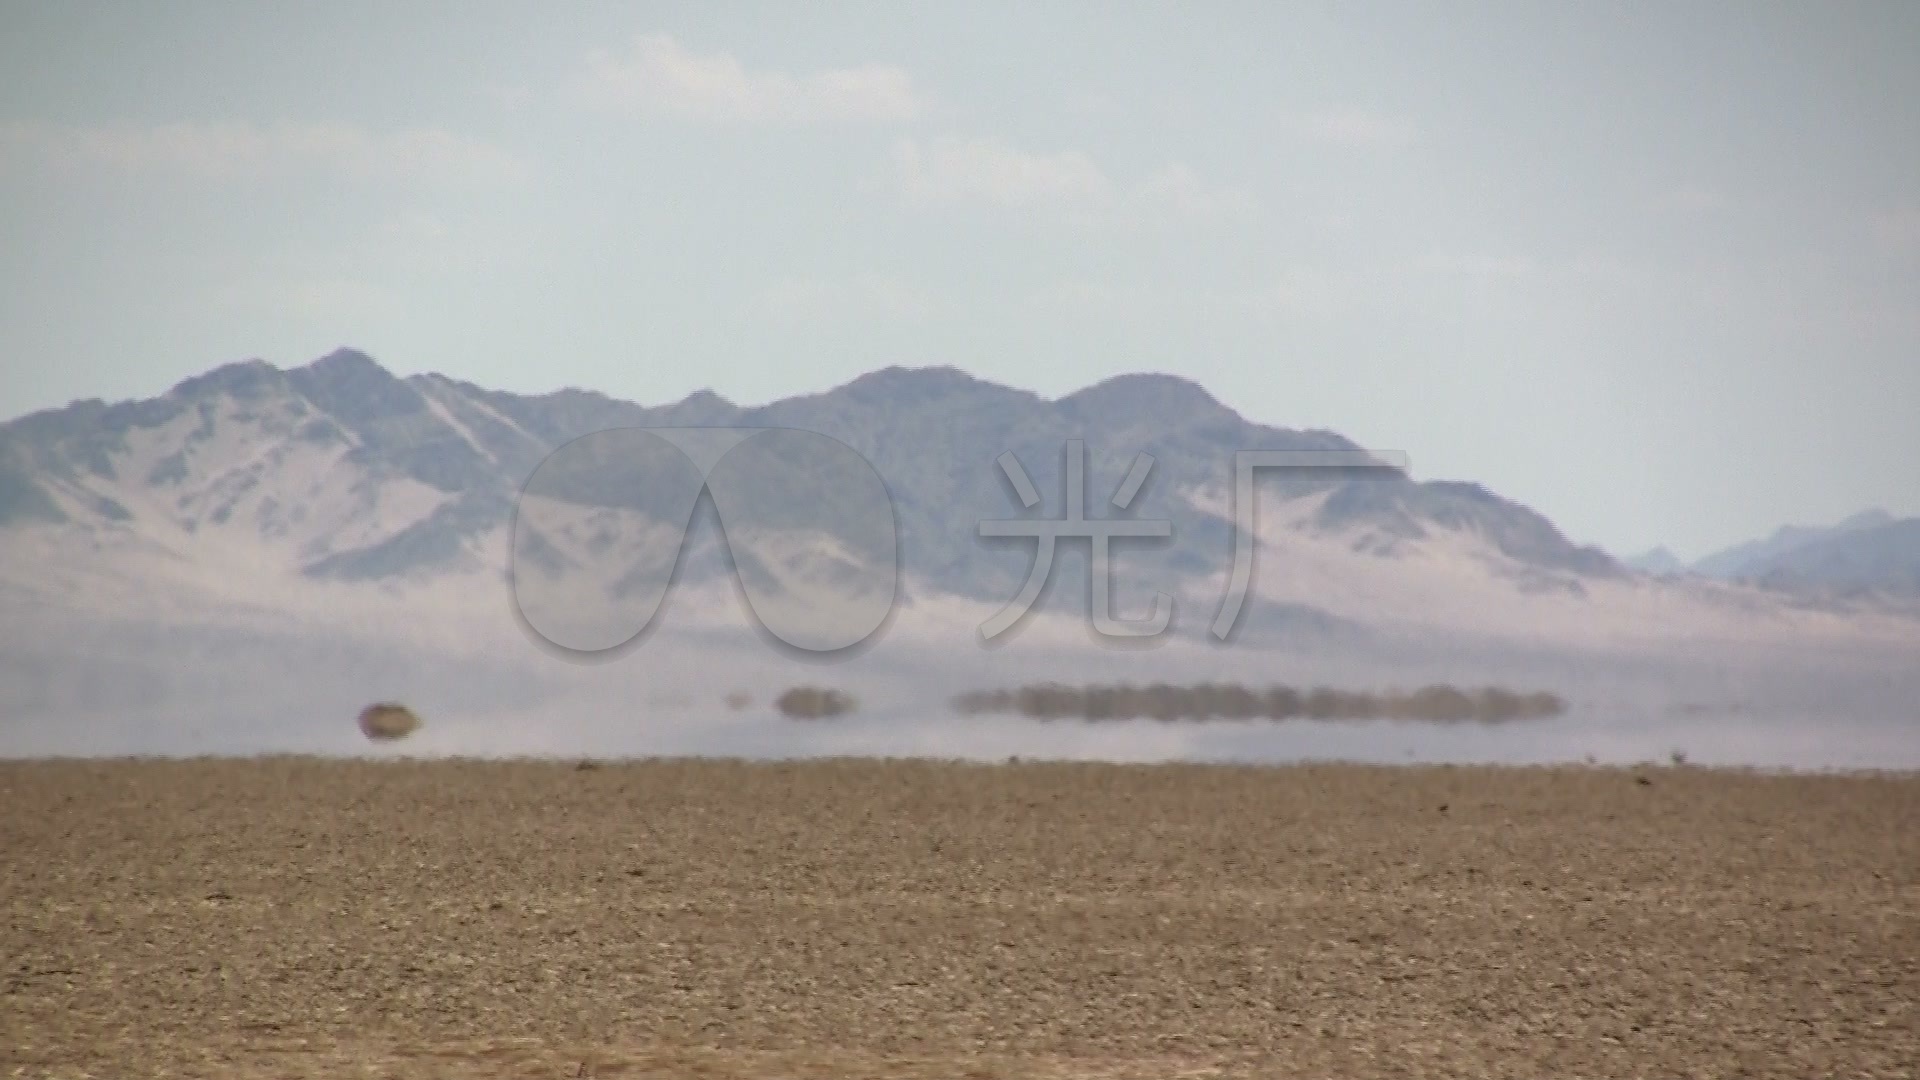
xmin=1691 ymin=509 xmax=1897 ymax=580
xmin=0 ymin=348 xmax=1622 ymax=640
xmin=1736 ymin=517 xmax=1920 ymax=597
xmin=6 ymin=349 xmax=1918 ymax=756
xmin=1622 ymin=546 xmax=1687 ymax=576
xmin=1620 ymin=509 xmax=1919 ymax=598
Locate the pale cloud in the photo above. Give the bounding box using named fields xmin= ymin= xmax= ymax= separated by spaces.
xmin=572 ymin=32 xmax=921 ymax=123
xmin=1871 ymin=205 xmax=1920 ymax=251
xmin=377 ymin=212 xmax=454 ymax=246
xmin=0 ymin=120 xmax=525 ymax=185
xmin=209 ymin=211 xmax=508 ymax=323
xmin=1286 ymin=108 xmax=1417 ymax=148
xmin=1040 ymin=279 xmax=1177 ymax=318
xmin=1036 ymin=254 xmax=1613 ymax=327
xmin=761 ymin=273 xmax=938 ymax=325
xmin=1038 ymin=256 xmax=1553 ymax=325
xmin=1137 ymin=163 xmax=1262 ymax=223
xmin=367 ymin=211 xmax=518 ymax=275
xmin=1236 ymin=267 xmax=1368 ymax=320
xmin=1663 ymin=185 xmax=1738 ymax=213
xmin=889 ymin=135 xmax=1114 ymax=208
xmin=1407 ymin=253 xmax=1540 ymax=280
xmin=485 ymin=81 xmax=538 ymax=116
xmin=1061 ymin=90 xmax=1118 ymax=117
xmin=212 ymin=275 xmax=405 ymax=323
xmin=887 ymin=135 xmax=1257 ymax=224
xmin=1035 ymin=267 xmax=1363 ymax=323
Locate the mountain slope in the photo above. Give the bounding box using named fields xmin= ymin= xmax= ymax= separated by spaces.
xmin=1692 ymin=509 xmax=1896 ymax=580
xmin=11 ymin=348 xmax=1917 ymax=667
xmin=1622 ymin=547 xmax=1687 ymax=576
xmin=0 ymin=349 xmax=1628 ymax=639
xmin=1739 ymin=517 xmax=1920 ymax=596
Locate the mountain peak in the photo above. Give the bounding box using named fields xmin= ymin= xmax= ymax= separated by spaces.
xmin=166 ymin=358 xmax=282 ymax=403
xmin=1622 ymin=546 xmax=1687 ymax=575
xmin=1058 ymin=372 xmax=1228 ymax=422
xmin=1838 ymin=508 xmax=1895 ymax=531
xmin=839 ymin=365 xmax=989 ymax=403
xmin=306 ymin=347 xmax=388 ymax=376
xmin=654 ymin=388 xmax=740 ymax=425
xmin=1695 ymin=506 xmax=1908 ymax=581
xmin=287 ymin=347 xmax=421 ymax=425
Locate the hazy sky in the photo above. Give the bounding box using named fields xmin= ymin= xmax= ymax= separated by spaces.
xmin=1 ymin=1 xmax=1915 ymax=560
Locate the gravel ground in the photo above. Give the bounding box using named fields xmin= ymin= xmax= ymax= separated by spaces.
xmin=3 ymin=757 xmax=1916 ymax=1078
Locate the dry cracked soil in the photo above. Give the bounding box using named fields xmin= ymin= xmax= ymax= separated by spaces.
xmin=3 ymin=757 xmax=1917 ymax=1078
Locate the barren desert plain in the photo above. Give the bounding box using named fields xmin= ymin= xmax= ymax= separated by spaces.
xmin=4 ymin=757 xmax=1917 ymax=1079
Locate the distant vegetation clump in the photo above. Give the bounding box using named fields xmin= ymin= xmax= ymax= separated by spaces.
xmin=951 ymin=683 xmax=1565 ymax=724
xmin=776 ymin=686 xmax=858 ymax=720
xmin=357 ymin=702 xmax=422 ymax=742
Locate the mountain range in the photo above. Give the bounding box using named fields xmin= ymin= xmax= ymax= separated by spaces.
xmin=1625 ymin=508 xmax=1920 ymax=596
xmin=3 ymin=348 xmax=1916 ymax=756
xmin=1 ymin=348 xmax=1633 ymax=633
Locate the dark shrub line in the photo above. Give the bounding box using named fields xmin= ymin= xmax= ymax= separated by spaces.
xmin=357 ymin=702 xmax=422 ymax=741
xmin=776 ymin=686 xmax=859 ymax=720
xmin=949 ymin=682 xmax=1566 ymax=724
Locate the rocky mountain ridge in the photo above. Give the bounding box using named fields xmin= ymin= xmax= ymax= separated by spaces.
xmin=1 ymin=348 xmax=1630 ymax=636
